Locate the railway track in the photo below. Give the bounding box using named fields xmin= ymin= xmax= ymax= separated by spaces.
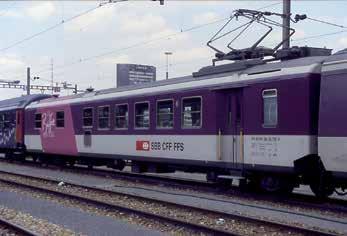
xmin=3 ymin=158 xmax=345 ymax=214
xmin=0 ymin=217 xmax=39 ymax=236
xmin=0 ymin=169 xmax=342 ymax=236
xmin=80 ymin=165 xmax=347 ymax=211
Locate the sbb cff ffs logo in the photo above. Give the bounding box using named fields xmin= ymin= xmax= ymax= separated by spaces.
xmin=136 ymin=140 xmax=185 ymax=152
xmin=136 ymin=141 xmax=150 ymax=151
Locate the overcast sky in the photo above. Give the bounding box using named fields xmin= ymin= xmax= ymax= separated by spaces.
xmin=0 ymin=0 xmax=346 ymax=99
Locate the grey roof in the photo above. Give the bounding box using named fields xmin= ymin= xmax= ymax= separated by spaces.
xmin=65 ymin=55 xmax=328 ymax=99
xmin=32 ymin=53 xmax=336 ymax=106
xmin=324 ymin=48 xmax=347 ymax=63
xmin=0 ymin=94 xmax=51 ymax=111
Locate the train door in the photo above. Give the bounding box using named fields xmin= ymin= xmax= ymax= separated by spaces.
xmin=233 ymin=89 xmax=244 ymax=168
xmin=223 ymin=89 xmax=244 ymax=169
xmin=15 ymin=109 xmax=24 ymax=147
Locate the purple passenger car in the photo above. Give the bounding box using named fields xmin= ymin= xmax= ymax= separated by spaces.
xmin=0 ymin=46 xmax=334 ymax=196
xmin=18 ymin=48 xmax=346 ymax=197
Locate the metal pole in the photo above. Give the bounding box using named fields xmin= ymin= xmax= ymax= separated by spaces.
xmin=51 ymin=58 xmax=54 ymax=94
xmin=26 ymin=67 xmax=30 ymax=95
xmin=74 ymin=84 xmax=77 ymax=94
xmin=166 ymin=54 xmax=169 ymax=80
xmin=164 ymin=52 xmax=172 ymax=80
xmin=282 ymin=0 xmax=291 ymax=49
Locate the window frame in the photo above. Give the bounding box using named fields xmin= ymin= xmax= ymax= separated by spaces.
xmin=17 ymin=112 xmax=20 ymax=125
xmin=262 ymin=88 xmax=278 ymax=128
xmin=181 ymin=96 xmax=203 ymax=129
xmin=97 ymin=105 xmax=110 ymax=130
xmin=156 ymin=99 xmax=174 ymax=129
xmin=134 ymin=101 xmax=150 ymax=130
xmin=82 ymin=107 xmax=94 ymax=129
xmin=114 ymin=103 xmax=129 ymax=130
xmin=34 ymin=113 xmax=42 ymax=130
xmin=0 ymin=114 xmax=4 ymax=129
xmin=55 ymin=110 xmax=65 ymax=128
xmin=3 ymin=113 xmax=10 ymax=129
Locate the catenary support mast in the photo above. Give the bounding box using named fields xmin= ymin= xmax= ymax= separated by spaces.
xmin=282 ymin=0 xmax=291 ymax=49
xmin=26 ymin=67 xmax=30 ymax=95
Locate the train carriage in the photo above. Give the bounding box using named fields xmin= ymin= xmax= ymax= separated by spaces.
xmin=22 ymin=53 xmax=331 ymax=194
xmin=0 ymin=7 xmax=345 ymax=198
xmin=0 ymin=94 xmax=51 ymax=158
xmin=315 ymin=49 xmax=347 ymax=196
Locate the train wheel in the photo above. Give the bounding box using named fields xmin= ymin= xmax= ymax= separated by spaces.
xmin=260 ymin=176 xmax=294 ymax=194
xmin=38 ymin=156 xmax=48 ymax=166
xmin=260 ymin=176 xmax=281 ymax=192
xmin=206 ymin=172 xmax=218 ymax=182
xmin=112 ymin=160 xmax=125 ymax=171
xmin=4 ymin=152 xmax=13 ymax=160
xmin=239 ymin=178 xmax=261 ymax=192
xmin=280 ymin=183 xmax=295 ymax=195
xmin=309 ymin=182 xmax=334 ymax=199
xmin=216 ymin=178 xmax=232 ymax=190
xmin=68 ymin=160 xmax=75 ymax=167
xmin=309 ymin=170 xmax=334 ymax=198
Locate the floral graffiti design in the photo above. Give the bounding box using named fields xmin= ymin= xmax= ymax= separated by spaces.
xmin=42 ymin=111 xmax=55 ymax=138
xmin=0 ymin=128 xmax=15 ymax=145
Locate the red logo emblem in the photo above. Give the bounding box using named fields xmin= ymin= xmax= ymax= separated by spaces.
xmin=136 ymin=141 xmax=150 ymax=151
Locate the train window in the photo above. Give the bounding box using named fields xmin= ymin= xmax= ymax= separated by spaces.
xmin=98 ymin=106 xmax=110 ymax=129
xmin=182 ymin=97 xmax=202 ymax=128
xmin=135 ymin=102 xmax=149 ymax=129
xmin=56 ymin=111 xmax=65 ymax=128
xmin=0 ymin=114 xmax=4 ymax=129
xmin=157 ymin=100 xmax=173 ymax=129
xmin=3 ymin=113 xmax=10 ymax=129
xmin=35 ymin=113 xmax=42 ymax=129
xmin=263 ymin=89 xmax=278 ymax=127
xmin=115 ymin=104 xmax=128 ymax=129
xmin=83 ymin=108 xmax=93 ymax=128
xmin=17 ymin=112 xmax=20 ymax=125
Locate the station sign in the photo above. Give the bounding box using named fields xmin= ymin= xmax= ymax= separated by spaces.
xmin=116 ymin=64 xmax=156 ymax=87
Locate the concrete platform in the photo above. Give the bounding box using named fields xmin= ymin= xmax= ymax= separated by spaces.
xmin=0 ymin=190 xmax=162 ymax=236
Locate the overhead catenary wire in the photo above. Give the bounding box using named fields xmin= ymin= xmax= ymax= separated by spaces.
xmin=0 ymin=2 xmax=288 ymax=94
xmin=0 ymin=1 xmax=121 ymax=53
xmin=21 ymin=2 xmax=283 ymax=78
xmin=0 ymin=1 xmax=17 ymax=18
xmin=290 ymin=15 xmax=347 ymax=42
xmin=256 ymin=2 xmax=282 ymax=11
xmin=306 ymin=16 xmax=347 ymax=29
xmin=22 ymin=17 xmax=233 ymax=79
xmin=3 ymin=1 xmax=286 ymax=85
xmin=292 ymin=29 xmax=347 ymax=42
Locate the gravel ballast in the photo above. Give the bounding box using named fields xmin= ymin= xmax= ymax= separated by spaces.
xmin=0 ymin=161 xmax=345 ymax=221
xmin=0 ymin=205 xmax=77 ymax=235
xmin=0 ymin=173 xmax=342 ymax=236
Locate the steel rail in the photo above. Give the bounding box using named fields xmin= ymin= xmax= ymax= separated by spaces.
xmin=62 ymin=164 xmax=347 ymax=213
xmin=0 ymin=158 xmax=346 ymax=214
xmin=0 ymin=173 xmax=239 ymax=236
xmin=0 ymin=217 xmax=40 ymax=236
xmin=0 ymin=170 xmax=340 ymax=236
